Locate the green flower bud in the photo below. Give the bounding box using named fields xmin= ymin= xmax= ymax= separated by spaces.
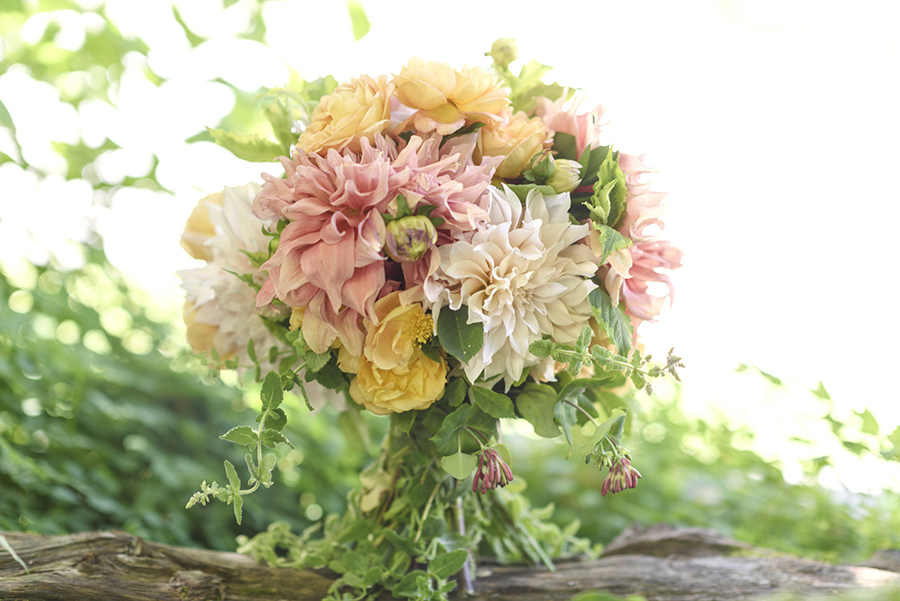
xmin=384 ymin=215 xmax=438 ymax=263
xmin=530 ymin=152 xmax=555 ymax=181
xmin=546 ymin=159 xmax=583 ymax=193
xmin=486 ymin=38 xmax=518 ymax=70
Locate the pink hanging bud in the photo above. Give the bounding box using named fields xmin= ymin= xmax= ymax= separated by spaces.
xmin=472 ymin=448 xmax=514 ymax=494
xmin=601 ymin=457 xmax=642 ymax=496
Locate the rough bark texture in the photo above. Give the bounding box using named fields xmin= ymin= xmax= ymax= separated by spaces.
xmin=1 ymin=524 xmax=898 ymax=600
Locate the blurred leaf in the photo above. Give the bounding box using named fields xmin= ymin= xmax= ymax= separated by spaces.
xmin=346 ymin=1 xmax=371 ymax=41
xmin=207 ymin=127 xmax=284 ymax=163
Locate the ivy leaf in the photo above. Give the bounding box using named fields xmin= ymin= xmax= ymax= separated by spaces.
xmin=591 ymin=223 xmax=632 ymax=266
xmin=428 ymin=549 xmax=469 ymax=580
xmin=514 ymin=383 xmax=560 ymax=438
xmin=441 ymin=452 xmax=478 ymax=480
xmin=220 ymin=426 xmax=258 ymax=448
xmin=436 ymin=307 xmax=484 ymax=363
xmin=588 ymin=288 xmax=632 ymax=357
xmin=207 ymin=127 xmax=284 ymax=163
xmin=469 ymin=386 xmax=516 ymax=419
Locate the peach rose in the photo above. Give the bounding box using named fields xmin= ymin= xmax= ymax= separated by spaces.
xmin=479 ymin=111 xmax=552 ymax=179
xmin=180 ymin=191 xmax=224 ymax=261
xmin=392 ymin=58 xmax=509 ymax=134
xmin=298 ymin=74 xmax=394 ymax=155
xmin=349 ymin=350 xmax=447 ymax=415
xmin=363 ymin=291 xmax=434 ymax=370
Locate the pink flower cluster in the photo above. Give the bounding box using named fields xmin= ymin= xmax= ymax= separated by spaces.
xmin=253 ymin=133 xmax=499 ymax=356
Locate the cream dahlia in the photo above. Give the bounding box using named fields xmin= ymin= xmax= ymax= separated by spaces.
xmin=431 ymin=186 xmax=600 ymax=388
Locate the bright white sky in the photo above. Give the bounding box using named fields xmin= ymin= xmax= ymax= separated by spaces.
xmin=1 ymin=0 xmax=899 ymax=492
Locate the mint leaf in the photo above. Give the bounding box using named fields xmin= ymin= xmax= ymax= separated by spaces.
xmin=588 ymin=288 xmax=632 ymax=357
xmin=207 ymin=127 xmax=284 ymax=163
xmin=223 ymin=460 xmax=241 ymax=491
xmin=260 ymin=429 xmax=293 ymax=449
xmin=436 ymin=307 xmax=484 ymax=363
xmin=591 ymin=223 xmax=632 ymax=265
xmin=428 ymin=549 xmax=469 ymax=579
xmin=220 ymin=426 xmax=258 ymax=448
xmin=469 ymin=386 xmax=516 ymax=419
xmin=260 ymin=371 xmax=284 ymax=412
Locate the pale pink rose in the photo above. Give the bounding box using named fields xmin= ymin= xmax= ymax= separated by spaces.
xmin=534 ymin=91 xmax=607 ymax=158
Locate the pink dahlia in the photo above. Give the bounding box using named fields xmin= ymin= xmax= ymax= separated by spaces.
xmin=534 ymin=91 xmax=607 ymax=158
xmin=604 ymin=153 xmax=684 ymax=336
xmin=253 ymin=133 xmax=498 ymax=355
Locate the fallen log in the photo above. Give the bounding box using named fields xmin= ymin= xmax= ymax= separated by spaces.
xmin=1 ymin=524 xmax=897 ymax=600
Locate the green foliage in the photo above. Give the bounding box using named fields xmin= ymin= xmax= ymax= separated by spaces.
xmin=346 ymin=1 xmax=371 ymax=41
xmin=206 ymin=127 xmax=285 ymax=163
xmin=435 ymin=307 xmax=483 ymax=363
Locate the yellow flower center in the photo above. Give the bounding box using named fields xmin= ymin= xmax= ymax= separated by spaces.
xmin=412 ymin=313 xmax=434 ymax=345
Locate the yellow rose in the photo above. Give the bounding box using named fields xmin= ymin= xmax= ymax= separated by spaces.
xmin=349 ymin=291 xmax=447 ymax=414
xmin=298 ymin=74 xmax=394 ymax=155
xmin=479 ymin=111 xmax=552 ymax=179
xmin=180 ymin=191 xmax=224 ymax=261
xmin=363 ymin=291 xmax=434 ymax=370
xmin=392 ymin=58 xmax=509 ymax=134
xmin=350 ymin=350 xmax=447 ymax=415
xmin=182 ymin=301 xmax=221 ymax=356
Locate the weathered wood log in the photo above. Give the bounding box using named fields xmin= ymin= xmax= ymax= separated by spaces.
xmin=1 ymin=524 xmax=898 ymax=600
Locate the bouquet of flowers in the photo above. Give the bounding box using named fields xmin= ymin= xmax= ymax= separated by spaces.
xmin=179 ymin=39 xmax=683 ymax=601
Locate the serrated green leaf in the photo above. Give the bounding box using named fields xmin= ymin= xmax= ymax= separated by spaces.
xmin=232 ymin=494 xmax=243 ymax=525
xmin=220 ymin=426 xmax=258 ymax=447
xmin=441 ymin=452 xmax=478 ymax=480
xmin=428 ymin=549 xmax=469 ymax=579
xmin=346 ymin=1 xmax=371 ymax=41
xmin=591 ymin=224 xmax=632 ymax=266
xmin=588 ymin=288 xmax=632 ymax=357
xmin=515 ymin=383 xmax=560 ymax=438
xmin=578 ymin=145 xmax=613 ymax=187
xmin=304 ymin=348 xmax=332 ymax=373
xmin=529 ymin=338 xmax=554 ymax=359
xmin=260 ymin=371 xmax=284 ymax=412
xmin=260 ymin=429 xmax=293 ymax=449
xmin=207 ymin=127 xmax=284 ymax=163
xmin=258 ymin=453 xmax=277 ymax=487
xmin=223 ymin=460 xmax=241 ymax=491
xmin=305 ymin=355 xmax=349 ymax=390
xmin=258 ymin=407 xmax=287 ymax=432
xmin=469 ymin=386 xmax=516 ymax=418
xmin=436 ymin=307 xmax=484 ymax=363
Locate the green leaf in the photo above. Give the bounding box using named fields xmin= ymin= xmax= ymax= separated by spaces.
xmin=587 ymin=150 xmax=628 ymax=229
xmin=220 ymin=426 xmax=258 ymax=448
xmin=436 ymin=307 xmax=484 ymax=363
xmin=552 ymin=132 xmax=578 ymax=161
xmin=261 ymin=97 xmax=295 ymax=154
xmin=554 ymin=400 xmax=578 ymax=452
xmin=578 ymin=145 xmax=613 ymax=187
xmin=260 ymin=429 xmax=293 ymax=449
xmin=856 ymin=409 xmax=879 ymax=436
xmin=592 ymin=409 xmax=627 ymax=445
xmin=258 ymin=407 xmax=287 ymax=432
xmin=588 ymin=288 xmax=632 ymax=357
xmin=428 ymin=549 xmax=469 ymax=579
xmin=514 ymin=383 xmax=560 ymax=438
xmin=591 ymin=224 xmax=632 ymax=266
xmin=430 ymin=404 xmax=496 ymax=455
xmin=529 ymin=338 xmax=554 ymax=359
xmin=260 ymin=371 xmax=284 ymax=412
xmin=395 ymin=410 xmax=417 ymax=434
xmin=223 ymin=460 xmax=241 ymax=491
xmin=441 ymin=452 xmax=477 ymax=480
xmin=207 ymin=127 xmax=284 ymax=163
xmin=505 ymin=183 xmax=557 ymax=204
xmin=469 ymin=386 xmax=516 ymax=419
xmin=232 ymin=494 xmax=243 ymax=525
xmin=304 ymin=348 xmax=332 ymax=373
xmin=441 ymin=377 xmax=467 ymax=407
xmin=346 ymin=1 xmax=371 ymax=41
xmin=258 ymin=453 xmax=277 ymax=487
xmin=556 ymin=376 xmax=617 ymax=404
xmin=0 ymin=98 xmax=16 ymax=132
xmin=171 ymin=6 xmax=204 ymax=47
xmin=305 ymin=355 xmax=350 ymax=390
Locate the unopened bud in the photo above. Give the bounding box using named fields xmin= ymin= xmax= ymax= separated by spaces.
xmin=546 ymin=159 xmax=582 ymax=193
xmin=530 ymin=152 xmax=555 ymax=180
xmin=486 ymin=38 xmax=518 ymax=70
xmin=384 ymin=215 xmax=438 ymax=263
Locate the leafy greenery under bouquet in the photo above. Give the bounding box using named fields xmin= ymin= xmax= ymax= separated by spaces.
xmin=178 ymin=39 xmax=683 ymax=601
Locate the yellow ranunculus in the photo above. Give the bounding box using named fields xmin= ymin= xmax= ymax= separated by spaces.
xmin=349 ymin=350 xmax=447 ymax=415
xmin=180 ymin=191 xmax=224 ymax=261
xmin=479 ymin=111 xmax=552 ymax=179
xmin=392 ymin=58 xmax=509 ymax=134
xmin=349 ymin=291 xmax=446 ymax=415
xmin=298 ymin=74 xmax=394 ymax=155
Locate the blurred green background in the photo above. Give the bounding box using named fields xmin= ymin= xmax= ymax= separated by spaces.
xmin=2 ymin=0 xmax=900 ymax=566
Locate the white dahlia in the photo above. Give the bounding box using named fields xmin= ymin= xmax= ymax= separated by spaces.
xmin=434 ymin=185 xmax=600 ymax=388
xmin=179 ymin=183 xmax=288 ymax=375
